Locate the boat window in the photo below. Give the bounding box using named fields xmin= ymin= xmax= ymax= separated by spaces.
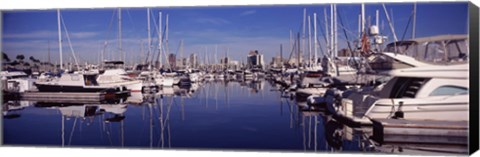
xmin=423 ymin=42 xmax=445 ymax=62
xmin=401 ymin=43 xmax=417 ymax=57
xmin=384 ymin=41 xmax=416 ymax=54
xmin=429 ymin=86 xmax=468 ymax=96
xmin=446 ymin=40 xmax=468 ymax=61
xmin=389 ymin=77 xmax=429 ymax=98
xmin=84 ymin=75 xmax=99 ymax=86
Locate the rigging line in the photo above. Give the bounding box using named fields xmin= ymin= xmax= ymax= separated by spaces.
xmin=315 ymin=15 xmax=329 ymax=56
xmin=149 ymin=10 xmax=160 ymax=64
xmin=102 ymin=9 xmax=117 ymax=62
xmin=336 ymin=24 xmax=358 ymax=40
xmin=337 ymin=9 xmax=363 ymax=70
xmin=400 ymin=12 xmax=414 ymax=44
xmin=161 ymin=24 xmax=171 ymax=70
xmin=337 ymin=9 xmax=354 ymax=54
xmin=126 ymin=9 xmax=147 ymax=63
xmin=287 ymin=33 xmax=299 ymax=64
xmin=144 ymin=9 xmax=151 ymax=65
xmin=316 ymin=37 xmax=325 ymax=57
xmin=60 ymin=15 xmax=80 ymax=69
xmin=68 ymin=117 xmax=78 ymax=145
xmin=174 ymin=40 xmax=182 ymax=56
xmin=287 ymin=19 xmax=305 ymax=64
xmin=125 ymin=9 xmax=139 ymax=32
xmin=339 ymin=9 xmax=362 ymax=38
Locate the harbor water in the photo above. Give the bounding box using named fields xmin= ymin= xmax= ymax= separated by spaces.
xmin=3 ymin=80 xmax=368 ymax=152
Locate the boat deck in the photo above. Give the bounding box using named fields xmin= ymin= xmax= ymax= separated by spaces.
xmin=371 ymin=119 xmax=468 ymax=146
xmin=21 ymin=92 xmax=106 ymax=103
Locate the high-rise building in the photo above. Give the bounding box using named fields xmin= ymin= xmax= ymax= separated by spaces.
xmin=247 ymin=50 xmax=264 ymax=68
xmin=189 ymin=53 xmax=198 ymax=68
xmin=220 ymin=57 xmax=229 ymax=65
xmin=168 ymin=53 xmax=176 ymax=68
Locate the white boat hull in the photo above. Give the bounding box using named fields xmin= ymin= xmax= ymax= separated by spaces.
xmin=100 ymin=80 xmax=143 ymax=92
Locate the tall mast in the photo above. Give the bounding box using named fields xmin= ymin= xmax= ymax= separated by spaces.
xmin=280 ymin=44 xmax=283 ymax=66
xmin=180 ymin=40 xmax=184 ymax=68
xmin=226 ymin=47 xmax=229 ymax=69
xmin=412 ymin=3 xmax=417 ymax=39
xmin=147 ymin=8 xmax=151 ymax=66
xmin=161 ymin=14 xmax=171 ymax=70
xmin=118 ymin=8 xmax=123 ymax=63
xmin=297 ymin=32 xmax=301 ymax=67
xmin=140 ymin=42 xmax=144 ymax=64
xmin=308 ymin=15 xmax=312 ymax=65
xmin=215 ymin=45 xmax=218 ymax=65
xmin=48 ymin=40 xmax=51 ymax=63
xmin=376 ymin=10 xmax=379 ymax=28
xmin=334 ymin=4 xmax=337 ymax=58
xmin=204 ymin=47 xmax=207 ymax=66
xmin=361 ymin=3 xmax=365 ymax=34
xmin=324 ymin=7 xmax=329 ymax=58
xmin=57 ymin=9 xmax=63 ymax=70
xmin=382 ymin=4 xmax=398 ymax=42
xmin=289 ymin=29 xmax=293 ymax=53
xmin=358 ymin=14 xmax=361 ymax=38
xmin=302 ymin=8 xmax=306 ymax=64
xmin=313 ymin=13 xmax=317 ymax=64
xmin=166 ymin=14 xmax=169 ymax=60
xmin=158 ymin=11 xmax=163 ymax=67
xmin=330 ymin=4 xmax=334 ymax=59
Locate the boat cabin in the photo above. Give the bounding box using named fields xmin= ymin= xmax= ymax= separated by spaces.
xmin=103 ymin=61 xmax=125 ymax=69
xmin=383 ymin=34 xmax=468 ymax=64
xmin=378 ymin=64 xmax=468 ymax=99
xmin=56 ymin=73 xmax=100 ymax=86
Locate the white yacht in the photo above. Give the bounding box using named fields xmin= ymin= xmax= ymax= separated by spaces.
xmin=34 ymin=72 xmax=126 ymax=93
xmin=97 ymin=69 xmax=143 ymax=92
xmin=163 ymin=72 xmax=180 ymax=86
xmin=138 ymin=70 xmax=174 ymax=87
xmin=97 ymin=61 xmax=143 ymax=92
xmin=337 ymin=63 xmax=468 ymax=123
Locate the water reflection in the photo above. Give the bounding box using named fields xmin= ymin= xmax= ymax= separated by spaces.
xmin=3 ymin=101 xmax=33 ymax=119
xmin=3 ymin=80 xmax=374 ymax=152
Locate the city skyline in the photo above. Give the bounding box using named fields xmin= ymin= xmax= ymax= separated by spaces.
xmin=2 ymin=2 xmax=468 ymax=66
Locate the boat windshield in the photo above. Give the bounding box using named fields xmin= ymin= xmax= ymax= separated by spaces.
xmin=383 ymin=38 xmax=468 ymax=64
xmin=103 ymin=61 xmax=124 ymax=69
xmin=84 ymin=74 xmax=99 ymax=86
xmin=429 ymin=85 xmax=468 ymax=96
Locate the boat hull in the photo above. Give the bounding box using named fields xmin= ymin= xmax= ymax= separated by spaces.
xmin=34 ymin=83 xmax=113 ymax=93
xmin=99 ymin=80 xmax=143 ymax=92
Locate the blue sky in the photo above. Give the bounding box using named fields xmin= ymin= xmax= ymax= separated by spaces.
xmin=2 ymin=2 xmax=468 ymax=65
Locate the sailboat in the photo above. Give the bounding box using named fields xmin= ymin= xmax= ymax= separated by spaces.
xmin=35 ymin=10 xmax=127 ymax=94
xmin=96 ymin=9 xmax=143 ymax=92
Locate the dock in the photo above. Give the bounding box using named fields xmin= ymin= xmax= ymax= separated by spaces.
xmin=371 ymin=119 xmax=468 ymax=146
xmin=21 ymin=92 xmax=106 ymax=103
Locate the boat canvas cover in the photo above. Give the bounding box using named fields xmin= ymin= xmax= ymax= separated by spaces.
xmin=383 ymin=63 xmax=468 ymax=79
